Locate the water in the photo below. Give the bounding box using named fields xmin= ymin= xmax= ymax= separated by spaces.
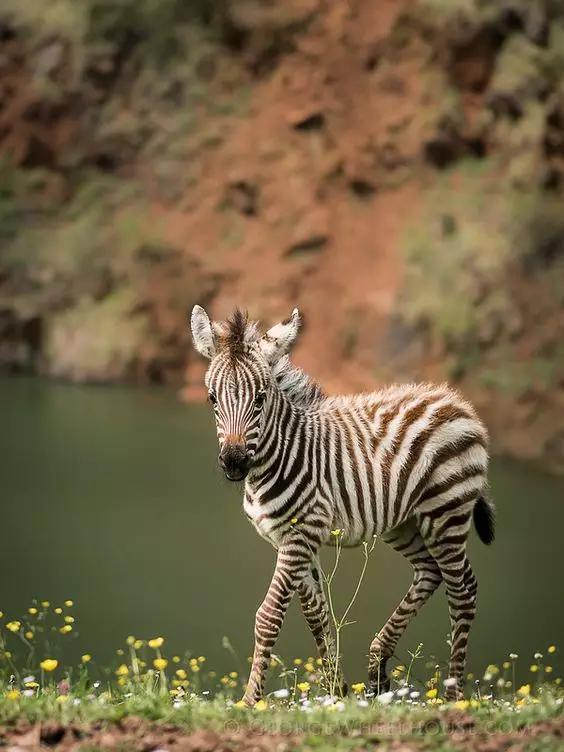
xmin=1 ymin=377 xmax=563 ymax=685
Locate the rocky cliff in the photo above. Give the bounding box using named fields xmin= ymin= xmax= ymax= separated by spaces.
xmin=0 ymin=0 xmax=563 ymax=470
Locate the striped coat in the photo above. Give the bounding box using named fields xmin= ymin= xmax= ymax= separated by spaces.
xmin=191 ymin=306 xmax=495 ymax=705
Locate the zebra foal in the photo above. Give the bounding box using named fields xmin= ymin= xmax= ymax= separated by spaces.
xmin=190 ymin=305 xmax=495 ymax=705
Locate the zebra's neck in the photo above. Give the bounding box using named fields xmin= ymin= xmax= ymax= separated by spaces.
xmin=249 ymin=384 xmax=315 ymax=484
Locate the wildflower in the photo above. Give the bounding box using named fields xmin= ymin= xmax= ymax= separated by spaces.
xmin=509 ymin=653 xmax=518 ymax=660
xmin=297 ymin=682 xmax=310 ymax=693
xmin=115 ymin=664 xmax=129 ymax=677
xmin=316 ymin=658 xmax=323 ymax=666
xmin=176 ymin=669 xmax=187 ymax=680
xmin=126 ymin=635 xmax=135 ymax=646
xmin=198 ymin=656 xmax=206 ymax=663
xmin=154 ymin=658 xmax=168 ymax=671
xmin=117 ymin=677 xmax=127 ymax=687
xmin=6 ymin=621 xmax=21 ymax=633
xmin=293 ymin=658 xmax=303 ymax=666
xmin=25 ymin=632 xmax=34 ymax=640
xmin=41 ymin=601 xmax=50 ymax=608
xmin=56 ymin=695 xmax=68 ymax=704
xmin=59 ymin=625 xmax=72 ymax=634
xmin=426 ymin=688 xmax=438 ymax=699
xmin=330 ymin=529 xmax=342 ymax=537
xmin=191 ymin=665 xmax=200 ymax=673
xmin=234 ymin=700 xmax=246 ymax=708
xmin=64 ymin=600 xmax=73 ymax=607
xmin=351 ymin=682 xmax=366 ymax=694
xmin=81 ymin=654 xmax=92 ymax=664
xmin=134 ymin=640 xmax=143 ymax=650
xmin=40 ymin=659 xmax=58 ymax=672
xmin=255 ymin=700 xmax=268 ymax=711
xmin=290 ymin=517 xmax=298 ymax=525
xmin=148 ymin=637 xmax=164 ymax=649
xmin=467 ymin=672 xmax=474 ymax=680
xmin=377 ymin=691 xmax=394 ymax=705
xmin=229 ymin=671 xmax=238 ymax=679
xmin=503 ymin=661 xmax=511 ymax=670
xmin=443 ymin=677 xmax=457 ymax=689
xmin=6 ymin=690 xmax=20 ymax=700
xmin=54 ymin=608 xmax=63 ymax=615
xmin=410 ymin=691 xmax=420 ymax=699
xmin=534 ymin=652 xmax=543 ymax=660
xmin=530 ymin=664 xmax=539 ymax=673
xmin=173 ymin=656 xmax=181 ymax=663
xmin=485 ymin=664 xmax=499 ymax=675
xmin=28 ymin=608 xmax=38 ymax=615
xmin=556 ymin=678 xmax=562 ymax=685
xmin=545 ymin=666 xmax=553 ymax=673
xmin=22 ymin=690 xmax=34 ymax=698
xmin=517 ymin=684 xmax=531 ymax=696
xmin=272 ymin=688 xmax=289 ymax=699
xmin=454 ymin=700 xmax=469 ymax=710
xmin=548 ymin=645 xmax=556 ymax=654
xmin=304 ymin=662 xmax=314 ymax=672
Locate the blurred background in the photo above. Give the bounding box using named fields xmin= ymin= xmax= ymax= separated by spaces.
xmin=0 ymin=0 xmax=563 ymax=684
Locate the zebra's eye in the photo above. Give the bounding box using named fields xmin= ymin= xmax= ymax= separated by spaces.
xmin=254 ymin=391 xmax=265 ymax=409
xmin=208 ymin=391 xmax=217 ymax=407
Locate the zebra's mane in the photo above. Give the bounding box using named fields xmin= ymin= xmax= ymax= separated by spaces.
xmin=215 ymin=309 xmax=324 ymax=407
xmin=272 ymin=355 xmax=325 ymax=408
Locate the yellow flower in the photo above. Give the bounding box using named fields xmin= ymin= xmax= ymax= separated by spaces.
xmin=24 ymin=681 xmax=39 ymax=689
xmin=4 ymin=651 xmax=11 ymax=658
xmin=297 ymin=681 xmax=310 ymax=693
xmin=54 ymin=608 xmax=63 ymax=615
xmin=6 ymin=690 xmax=20 ymax=700
xmin=175 ymin=669 xmax=187 ymax=679
xmin=503 ymin=661 xmax=511 ymax=670
xmin=64 ymin=600 xmax=73 ymax=607
xmin=154 ymin=658 xmax=168 ymax=671
xmin=41 ymin=601 xmax=50 ymax=608
xmin=60 ymin=625 xmax=72 ymax=634
xmin=191 ymin=665 xmax=200 ymax=673
xmin=25 ymin=632 xmax=34 ymax=640
xmin=555 ymin=678 xmax=562 ymax=685
xmin=81 ymin=654 xmax=92 ymax=664
xmin=255 ymin=700 xmax=268 ymax=711
xmin=293 ymin=658 xmax=303 ymax=666
xmin=172 ymin=656 xmax=181 ymax=663
xmin=229 ymin=671 xmax=238 ymax=679
xmin=426 ymin=688 xmax=438 ymax=699
xmin=198 ymin=656 xmax=206 ymax=663
xmin=117 ymin=676 xmax=127 ymax=686
xmin=56 ymin=695 xmax=68 ymax=704
xmin=304 ymin=662 xmax=315 ymax=672
xmin=115 ymin=664 xmax=129 ymax=677
xmin=316 ymin=658 xmax=323 ymax=666
xmin=6 ymin=621 xmax=21 ymax=633
xmin=517 ymin=684 xmax=531 ymax=696
xmin=64 ymin=616 xmax=74 ymax=624
xmin=351 ymin=682 xmax=366 ymax=694
xmin=126 ymin=635 xmax=136 ymax=646
xmin=28 ymin=608 xmax=38 ymax=615
xmin=330 ymin=529 xmax=342 ymax=537
xmin=40 ymin=659 xmax=58 ymax=672
xmin=134 ymin=640 xmax=143 ymax=650
xmin=454 ymin=700 xmax=469 ymax=710
xmin=290 ymin=517 xmax=298 ymax=525
xmin=548 ymin=645 xmax=556 ymax=654
xmin=234 ymin=700 xmax=246 ymax=709
xmin=530 ymin=664 xmax=539 ymax=673
xmin=466 ymin=672 xmax=474 ymax=681
xmin=485 ymin=664 xmax=499 ymax=675
xmin=545 ymin=666 xmax=553 ymax=673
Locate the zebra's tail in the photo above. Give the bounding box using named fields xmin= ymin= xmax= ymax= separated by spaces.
xmin=473 ymin=495 xmax=496 ymax=545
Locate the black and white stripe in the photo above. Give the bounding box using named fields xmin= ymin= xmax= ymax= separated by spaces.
xmin=191 ymin=306 xmax=495 ymax=704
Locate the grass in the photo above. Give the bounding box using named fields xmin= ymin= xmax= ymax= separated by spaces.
xmin=0 ymin=601 xmax=562 ymax=750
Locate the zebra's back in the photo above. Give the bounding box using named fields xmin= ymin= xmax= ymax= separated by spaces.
xmin=321 ymin=382 xmax=489 ymax=544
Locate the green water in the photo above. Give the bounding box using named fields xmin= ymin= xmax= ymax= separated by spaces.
xmin=1 ymin=377 xmax=563 ymax=684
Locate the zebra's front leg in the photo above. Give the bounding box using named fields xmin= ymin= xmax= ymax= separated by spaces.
xmin=298 ymin=566 xmax=347 ymax=697
xmin=243 ymin=542 xmax=314 ymax=706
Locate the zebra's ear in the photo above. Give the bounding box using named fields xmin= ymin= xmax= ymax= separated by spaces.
xmin=260 ymin=308 xmax=301 ymax=364
xmin=190 ymin=305 xmax=217 ymax=359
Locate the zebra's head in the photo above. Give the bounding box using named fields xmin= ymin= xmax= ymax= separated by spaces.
xmin=190 ymin=305 xmax=301 ymax=481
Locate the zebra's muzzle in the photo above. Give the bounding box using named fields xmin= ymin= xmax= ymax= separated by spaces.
xmin=219 ymin=443 xmax=251 ymax=482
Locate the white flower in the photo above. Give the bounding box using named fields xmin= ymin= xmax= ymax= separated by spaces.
xmin=483 ymin=673 xmax=493 ymax=682
xmin=410 ymin=691 xmax=420 ymax=699
xmin=272 ymin=688 xmax=290 ymax=699
xmin=335 ymin=701 xmax=345 ymax=711
xmin=377 ymin=691 xmax=394 ymax=705
xmin=23 ymin=675 xmax=35 ymax=684
xmin=358 ymin=699 xmax=369 ymax=707
xmin=397 ymin=687 xmax=410 ymax=697
xmin=509 ymin=653 xmax=518 ymax=660
xmin=443 ymin=677 xmax=457 ymax=688
xmin=22 ymin=689 xmax=35 ymax=698
xmin=534 ymin=652 xmax=543 ymax=660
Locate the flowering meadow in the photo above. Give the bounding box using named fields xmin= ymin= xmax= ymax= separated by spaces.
xmin=0 ymin=600 xmax=562 ymax=750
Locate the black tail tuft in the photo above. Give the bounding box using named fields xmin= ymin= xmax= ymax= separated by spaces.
xmin=473 ymin=495 xmax=496 ymax=545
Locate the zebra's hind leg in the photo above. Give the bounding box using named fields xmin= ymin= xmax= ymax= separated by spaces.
xmin=418 ymin=510 xmax=477 ymax=700
xmin=298 ymin=566 xmax=347 ymax=697
xmin=368 ymin=519 xmax=442 ymax=694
